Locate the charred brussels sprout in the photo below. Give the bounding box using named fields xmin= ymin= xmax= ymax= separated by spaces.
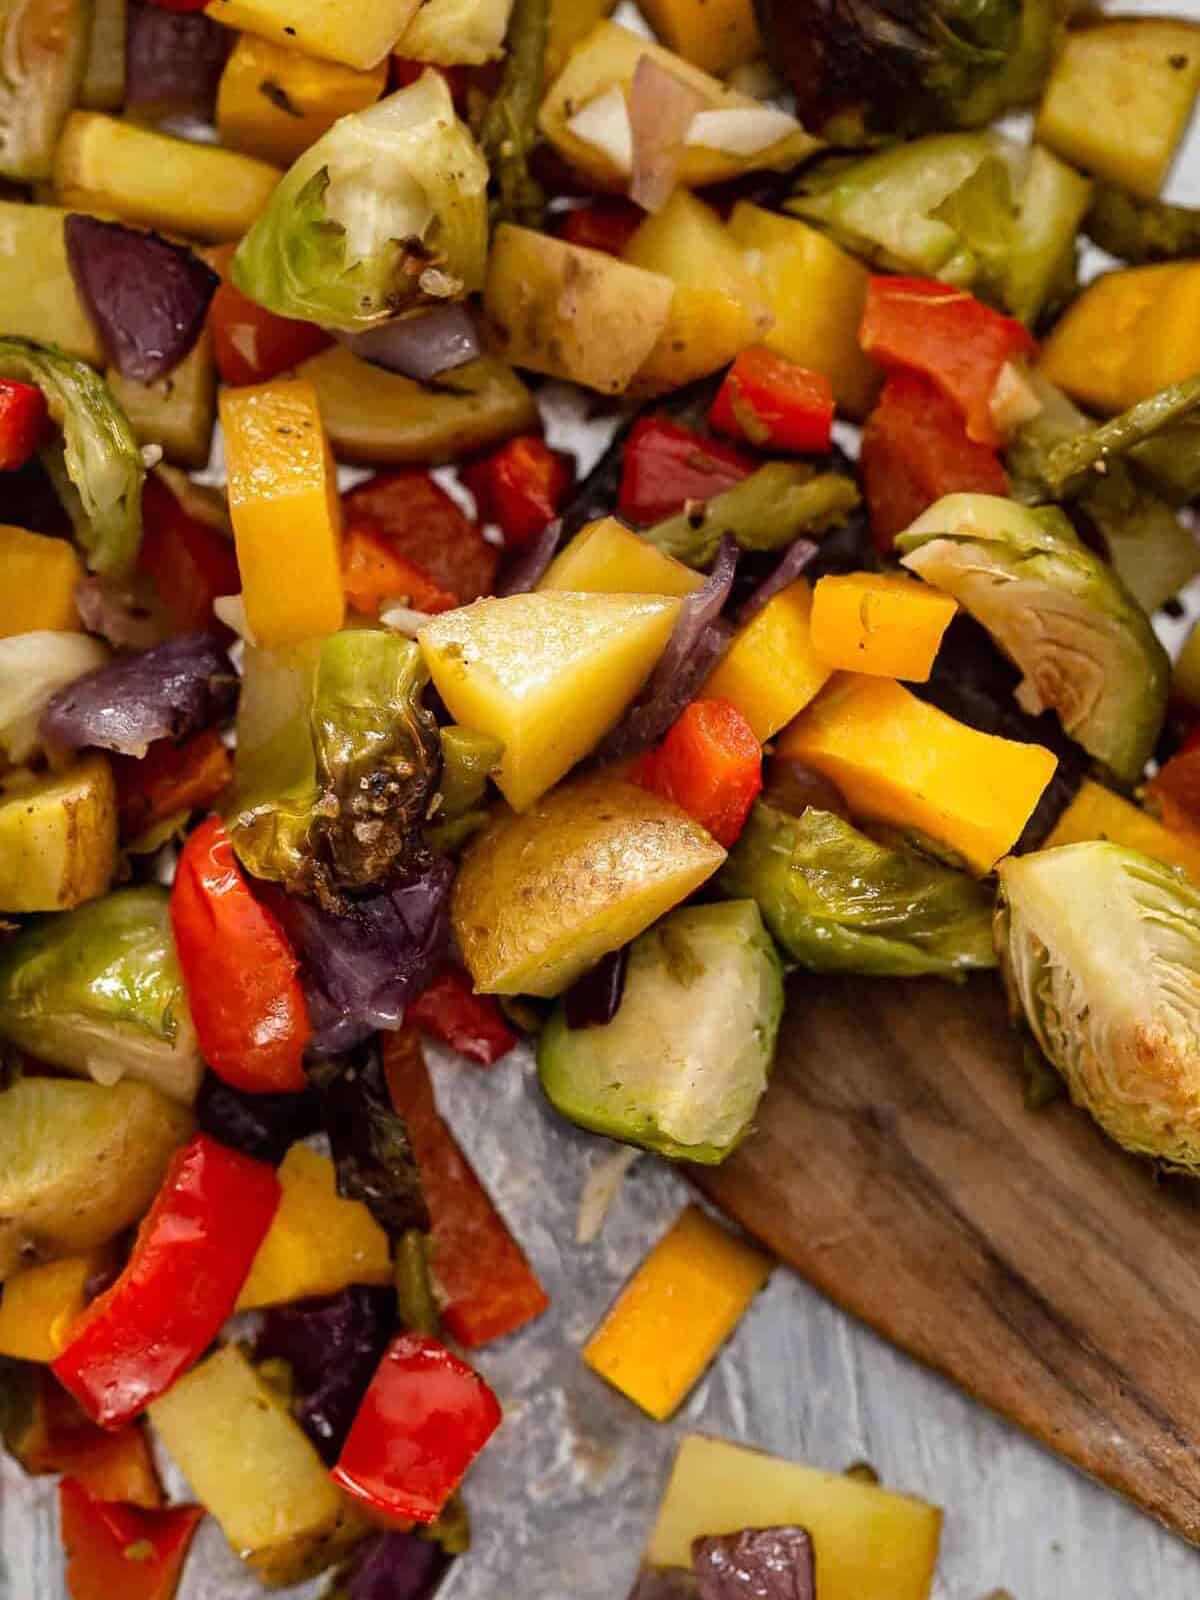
xmin=996 ymin=843 xmax=1200 ymax=1169
xmin=0 ymin=0 xmax=89 ymax=180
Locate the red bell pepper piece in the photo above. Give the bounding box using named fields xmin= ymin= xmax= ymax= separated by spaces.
xmin=111 ymin=728 xmax=233 ymax=842
xmin=560 ymin=201 xmax=644 ymax=257
xmin=136 ymin=474 xmax=241 ymax=637
xmin=384 ymin=1027 xmax=548 ymax=1348
xmin=708 ymin=347 xmax=835 ymax=455
xmin=342 ymin=520 xmax=458 ymax=618
xmin=60 ymin=1478 xmax=203 ymax=1600
xmin=407 ymin=967 xmax=518 ymax=1066
xmin=390 ymin=56 xmax=474 ymax=109
xmin=0 ymin=378 xmax=48 ymax=470
xmin=632 ymin=699 xmax=762 ymax=848
xmin=859 ymin=373 xmax=1010 ymax=554
xmin=617 ymin=416 xmax=755 ymax=526
xmin=52 ymin=1135 xmax=280 ymax=1429
xmin=331 ymin=1331 xmax=502 ymax=1525
xmin=208 ymin=244 xmax=331 ymax=387
xmin=343 ymin=470 xmax=498 ymax=603
xmin=461 ymin=436 xmax=574 ymax=550
xmin=170 ymin=817 xmax=311 ymax=1093
xmin=17 ymin=1373 xmax=163 ymax=1508
xmin=1147 ymin=726 xmax=1200 ymax=828
xmin=859 ymin=276 xmax=1037 ymax=448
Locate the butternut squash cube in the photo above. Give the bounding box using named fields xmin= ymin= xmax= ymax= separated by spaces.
xmin=584 ymin=1205 xmax=770 ymax=1421
xmin=217 ymin=36 xmax=388 ymax=168
xmin=419 ymin=591 xmax=681 ymax=810
xmin=539 ymin=518 xmax=704 ymax=598
xmin=220 ymin=379 xmax=345 ymax=647
xmin=701 ymin=580 xmax=832 ymax=743
xmin=639 ymin=0 xmax=761 ymax=76
xmin=237 ymin=1145 xmax=391 ymax=1311
xmin=647 ymin=1434 xmax=942 ymax=1600
xmin=206 ymin=0 xmax=421 ymax=70
xmin=776 ymin=675 xmax=1058 ymax=874
xmin=0 ymin=203 xmax=104 ymax=365
xmin=1045 ymin=780 xmax=1200 ymax=884
xmin=810 ymin=573 xmax=957 ymax=683
xmin=0 ymin=527 xmax=82 ymax=635
xmin=0 ymin=1252 xmax=101 ymax=1362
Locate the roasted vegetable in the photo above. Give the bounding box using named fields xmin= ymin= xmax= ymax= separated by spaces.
xmin=693 ymin=1528 xmax=816 ymax=1600
xmin=641 ymin=0 xmax=759 ymax=76
xmin=80 ymin=0 xmax=126 ymax=110
xmin=720 ymin=803 xmax=996 ymax=979
xmin=1044 ymin=779 xmax=1200 ymax=884
xmin=644 ymin=465 xmax=860 ymax=570
xmin=233 ymin=74 xmax=487 ymax=333
xmin=701 ymin=580 xmax=832 ymax=743
xmin=0 ymin=759 xmax=118 ymax=915
xmin=106 ymin=328 xmax=217 ymax=471
xmin=216 ymin=35 xmax=388 ymax=168
xmin=124 ymin=1 xmax=231 ymax=124
xmin=1085 ymin=185 xmax=1200 ymax=265
xmin=0 ymin=1077 xmax=191 ymax=1281
xmin=0 ymin=203 xmax=105 ymax=365
xmin=0 ymin=886 xmax=202 ymax=1104
xmin=997 ymin=843 xmax=1200 ymax=1168
xmin=479 ymin=0 xmax=548 ymax=227
xmin=809 ymin=572 xmax=957 ymax=682
xmin=205 ymin=0 xmax=421 ymax=71
xmin=539 ymin=900 xmax=783 ymax=1162
xmin=898 ymin=494 xmax=1169 ymax=783
xmin=0 ymin=631 xmax=108 ymax=764
xmin=397 ymin=0 xmax=514 ymax=64
xmin=0 ymin=0 xmax=89 ymax=180
xmin=540 ymin=517 xmax=703 ymax=598
xmin=0 ymin=525 xmax=81 ymax=635
xmin=0 ymin=338 xmax=143 ymax=578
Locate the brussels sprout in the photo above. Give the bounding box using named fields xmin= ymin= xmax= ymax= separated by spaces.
xmin=0 ymin=630 xmax=109 ymax=764
xmin=0 ymin=339 xmax=144 ymax=577
xmin=996 ymin=842 xmax=1200 ymax=1168
xmin=233 ymin=72 xmax=489 ymax=333
xmin=898 ymin=494 xmax=1168 ymax=784
xmin=538 ymin=900 xmax=783 ymax=1164
xmin=1085 ymin=185 xmax=1200 ymax=266
xmin=0 ymin=886 xmax=201 ymax=1103
xmin=644 ymin=464 xmax=860 ymax=569
xmin=0 ymin=0 xmax=90 ymax=180
xmin=719 ymin=803 xmax=996 ymax=979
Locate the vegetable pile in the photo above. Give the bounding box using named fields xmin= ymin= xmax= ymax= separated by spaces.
xmin=2 ymin=0 xmax=1200 ymax=1595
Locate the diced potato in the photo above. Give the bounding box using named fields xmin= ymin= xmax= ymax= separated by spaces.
xmin=237 ymin=1145 xmax=391 ymax=1310
xmin=419 ymin=591 xmax=681 ymax=810
xmin=150 ymin=1344 xmax=367 ymax=1587
xmin=220 ymin=379 xmax=345 ymax=647
xmin=0 ymin=1077 xmax=192 ymax=1281
xmin=80 ymin=0 xmax=127 ymax=110
xmin=647 ymin=1434 xmax=942 ymax=1600
xmin=639 ymin=0 xmax=761 ymax=76
xmin=584 ymin=1205 xmax=770 ymax=1421
xmin=296 ymin=346 xmax=537 ymax=465
xmin=1037 ymin=18 xmax=1200 ymax=199
xmin=0 ymin=1251 xmax=101 ymax=1361
xmin=106 ymin=328 xmax=216 ymax=470
xmin=728 ymin=203 xmax=880 ymax=419
xmin=0 ymin=526 xmax=82 ymax=634
xmin=54 ymin=112 xmax=282 ymax=242
xmin=206 ymin=0 xmax=421 ymax=69
xmin=701 ymin=580 xmax=832 ymax=743
xmin=776 ymin=675 xmax=1058 ymax=874
xmin=539 ymin=518 xmax=704 ymax=597
xmin=1045 ymin=780 xmax=1200 ymax=883
xmin=0 ymin=758 xmax=118 ymax=914
xmin=546 ymin=0 xmax=616 ymax=81
xmin=809 ymin=573 xmax=958 ymax=683
xmin=0 ymin=202 xmax=103 ymax=364
xmin=394 ymin=0 xmax=512 ymax=64
xmin=632 ymin=284 xmax=764 ymax=397
xmin=452 ymin=772 xmax=726 ymax=995
xmin=217 ymin=35 xmax=388 ymax=167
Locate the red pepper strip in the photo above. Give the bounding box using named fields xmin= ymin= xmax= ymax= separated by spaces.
xmin=1147 ymin=727 xmax=1200 ymax=827
xmin=111 ymin=728 xmax=233 ymax=842
xmin=170 ymin=817 xmax=311 ymax=1093
xmin=343 ymin=470 xmax=498 ymax=603
xmin=17 ymin=1373 xmax=163 ymax=1508
xmin=0 ymin=378 xmax=48 ymax=470
xmin=60 ymin=1478 xmax=203 ymax=1600
xmin=384 ymin=1027 xmax=548 ymax=1348
xmin=390 ymin=56 xmax=475 ymax=109
xmin=460 ymin=436 xmax=574 ymax=550
xmin=208 ymin=244 xmax=332 ymax=387
xmin=332 ymin=1331 xmax=502 ymax=1525
xmin=859 ymin=275 xmax=1037 ymax=448
xmin=617 ymin=415 xmax=755 ymax=526
xmin=52 ymin=1135 xmax=280 ymax=1429
xmin=560 ymin=201 xmax=644 ymax=257
xmin=407 ymin=967 xmax=518 ymax=1066
xmin=136 ymin=474 xmax=241 ymax=638
xmin=859 ymin=373 xmax=1010 ymax=555
xmin=632 ymin=699 xmax=762 ymax=848
xmin=708 ymin=347 xmax=835 ymax=455
xmin=342 ymin=520 xmax=458 ymax=618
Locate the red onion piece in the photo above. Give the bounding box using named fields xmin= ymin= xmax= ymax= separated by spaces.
xmin=564 ymin=946 xmax=629 ymax=1030
xmin=497 ymin=518 xmax=562 ymax=595
xmin=737 ymin=538 xmax=819 ymax=625
xmin=125 ymin=0 xmax=231 ymax=123
xmin=629 ymin=55 xmax=706 ymax=213
xmin=693 ymin=1527 xmax=816 ymax=1600
xmin=65 ymin=216 xmax=219 ymax=383
xmin=339 ymin=305 xmax=482 ymax=382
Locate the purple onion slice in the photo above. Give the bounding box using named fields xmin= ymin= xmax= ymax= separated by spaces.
xmin=737 ymin=538 xmax=819 ymax=625
xmin=340 ymin=305 xmax=482 ymax=382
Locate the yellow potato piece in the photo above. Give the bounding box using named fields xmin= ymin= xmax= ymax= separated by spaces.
xmin=206 ymin=0 xmax=421 ymax=70
xmin=1045 ymin=780 xmax=1200 ymax=884
xmin=639 ymin=0 xmax=761 ymax=76
xmin=702 ymin=580 xmax=832 ymax=743
xmin=217 ymin=35 xmax=387 ymax=167
xmin=107 ymin=328 xmax=217 ymax=470
xmin=0 ymin=758 xmax=118 ymax=915
xmin=0 ymin=526 xmax=82 ymax=635
xmin=539 ymin=518 xmax=703 ymax=598
xmin=809 ymin=573 xmax=957 ymax=683
xmin=0 ymin=202 xmax=103 ymax=364
xmin=419 ymin=591 xmax=680 ymax=811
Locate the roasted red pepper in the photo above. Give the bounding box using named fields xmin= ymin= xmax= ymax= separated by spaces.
xmin=390 ymin=56 xmax=474 ymax=109
xmin=52 ymin=1135 xmax=280 ymax=1429
xmin=461 ymin=436 xmax=573 ymax=550
xmin=342 ymin=520 xmax=458 ymax=618
xmin=384 ymin=1027 xmax=547 ymax=1348
xmin=331 ymin=1331 xmax=502 ymax=1525
xmin=208 ymin=244 xmax=331 ymax=387
xmin=632 ymin=699 xmax=762 ymax=848
xmin=111 ymin=728 xmax=233 ymax=842
xmin=617 ymin=416 xmax=755 ymax=526
xmin=60 ymin=1478 xmax=203 ymax=1600
xmin=1147 ymin=726 xmax=1200 ymax=828
xmin=170 ymin=816 xmax=311 ymax=1093
xmin=560 ymin=201 xmax=644 ymax=257
xmin=15 ymin=1373 xmax=163 ymax=1509
xmin=709 ymin=347 xmax=834 ymax=455
xmin=859 ymin=276 xmax=1037 ymax=448
xmin=343 ymin=470 xmax=498 ymax=603
xmin=136 ymin=474 xmax=241 ymax=637
xmin=0 ymin=378 xmax=48 ymax=470
xmin=407 ymin=968 xmax=518 ymax=1066
xmin=859 ymin=372 xmax=1010 ymax=554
